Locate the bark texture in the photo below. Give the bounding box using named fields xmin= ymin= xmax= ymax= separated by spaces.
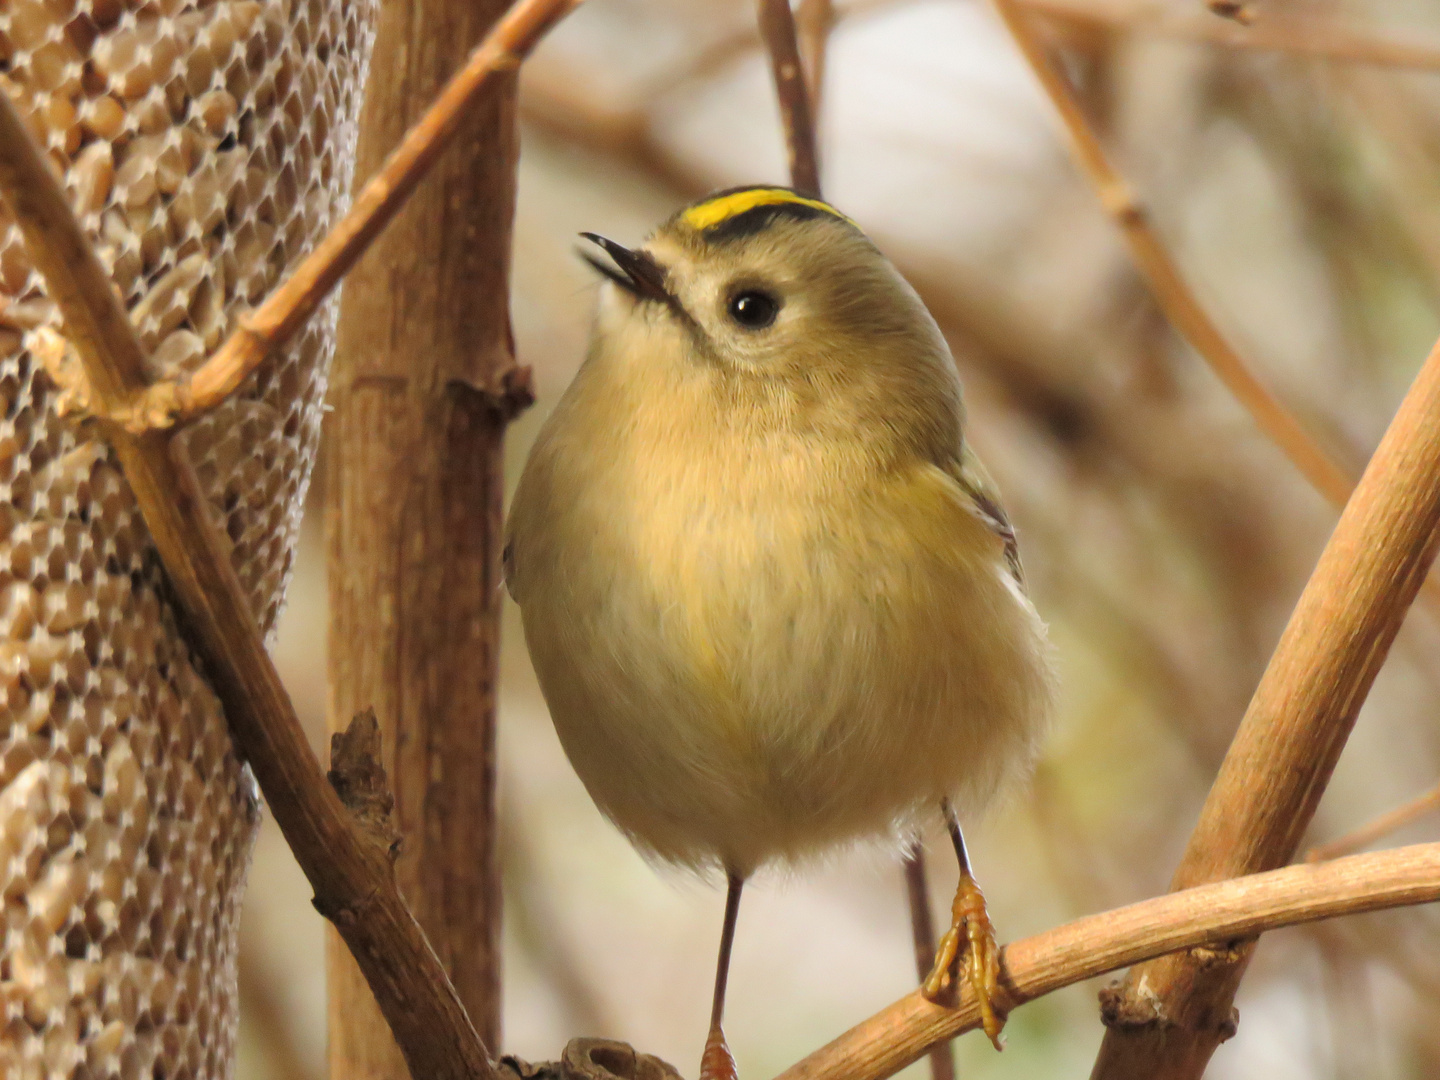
xmin=326 ymin=0 xmax=523 ymax=1070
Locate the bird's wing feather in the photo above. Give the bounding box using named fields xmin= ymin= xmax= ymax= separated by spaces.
xmin=946 ymin=446 xmax=1024 ymax=587
xmin=502 ymin=538 xmax=518 ymax=602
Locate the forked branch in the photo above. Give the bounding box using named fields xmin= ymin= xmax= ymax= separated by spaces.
xmin=63 ymin=0 xmax=580 ymax=432
xmin=0 ymin=0 xmax=587 ymax=1071
xmin=774 ymin=843 xmax=1440 ymax=1080
xmin=1079 ymin=310 xmax=1440 ymax=1080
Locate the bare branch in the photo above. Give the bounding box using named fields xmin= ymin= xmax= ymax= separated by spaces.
xmin=70 ymin=0 xmax=581 ymax=431
xmin=989 ymin=0 xmax=1358 ymax=513
xmin=1079 ymin=313 xmax=1440 ymax=1079
xmin=757 ymin=0 xmax=822 ymax=195
xmin=642 ymin=0 xmax=899 ymax=101
xmin=774 ymin=843 xmax=1440 ymax=1080
xmin=902 ymin=847 xmax=955 ymax=1080
xmin=795 ymin=0 xmax=836 ymax=121
xmin=325 ymin=0 xmax=527 ymax=1061
xmin=1023 ymin=0 xmax=1440 ymax=71
xmin=1308 ymin=783 xmax=1440 ymax=863
xmin=0 ymin=74 xmax=495 ymax=1080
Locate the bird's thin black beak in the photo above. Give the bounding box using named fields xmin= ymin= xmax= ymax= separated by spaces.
xmin=579 ymin=232 xmax=673 ymax=304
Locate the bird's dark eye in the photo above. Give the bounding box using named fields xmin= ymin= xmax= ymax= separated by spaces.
xmin=728 ymin=290 xmax=779 ymax=329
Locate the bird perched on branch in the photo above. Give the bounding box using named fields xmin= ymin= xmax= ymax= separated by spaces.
xmin=504 ymin=186 xmax=1056 ymax=1077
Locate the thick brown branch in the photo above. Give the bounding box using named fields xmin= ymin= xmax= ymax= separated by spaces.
xmin=325 ymin=0 xmax=523 ymax=1065
xmin=0 ymin=81 xmax=494 ymax=1080
xmin=757 ymin=0 xmax=822 ymax=195
xmin=773 ymin=843 xmax=1440 ymax=1080
xmin=104 ymin=0 xmax=578 ymax=429
xmin=1082 ymin=320 xmax=1440 ymax=1080
xmin=1022 ymin=0 xmax=1440 ymax=71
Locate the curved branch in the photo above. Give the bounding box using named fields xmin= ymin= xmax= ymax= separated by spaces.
xmin=774 ymin=843 xmax=1440 ymax=1080
xmin=1082 ymin=319 xmax=1440 ymax=1080
xmin=987 ymin=0 xmax=1440 ymax=614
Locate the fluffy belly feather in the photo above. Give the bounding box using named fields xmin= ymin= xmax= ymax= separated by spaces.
xmin=517 ymin=463 xmax=1053 ymax=875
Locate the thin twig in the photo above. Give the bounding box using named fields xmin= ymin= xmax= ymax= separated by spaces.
xmin=989 ymin=0 xmax=1353 ymax=509
xmin=0 ymin=67 xmax=496 ymax=1080
xmin=641 ymin=0 xmax=899 ymax=101
xmin=757 ymin=0 xmax=822 ymax=195
xmin=1022 ymin=0 xmax=1440 ymax=72
xmin=772 ymin=843 xmax=1440 ymax=1080
xmin=902 ymin=846 xmax=955 ymax=1080
xmin=795 ymin=0 xmax=836 ymax=121
xmin=1308 ymin=783 xmax=1440 ymax=863
xmin=1084 ymin=320 xmax=1440 ymax=1080
xmin=98 ymin=0 xmax=581 ymax=430
xmin=988 ymin=0 xmax=1440 ymax=615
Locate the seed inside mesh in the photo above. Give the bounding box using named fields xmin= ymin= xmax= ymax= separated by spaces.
xmin=0 ymin=0 xmax=375 ymax=1076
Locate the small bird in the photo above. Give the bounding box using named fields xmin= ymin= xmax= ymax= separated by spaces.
xmin=504 ymin=186 xmax=1055 ymax=1076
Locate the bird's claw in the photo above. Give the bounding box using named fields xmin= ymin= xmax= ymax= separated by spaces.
xmin=699 ymin=1023 xmax=738 ymax=1080
xmin=920 ymin=870 xmax=1005 ymax=1050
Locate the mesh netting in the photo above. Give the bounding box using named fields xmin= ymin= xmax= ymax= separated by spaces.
xmin=0 ymin=0 xmax=375 ymax=1076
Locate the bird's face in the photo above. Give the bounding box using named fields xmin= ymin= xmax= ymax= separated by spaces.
xmin=580 ymin=187 xmax=964 ymax=456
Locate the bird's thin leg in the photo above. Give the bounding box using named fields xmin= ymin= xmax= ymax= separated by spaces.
xmin=700 ymin=871 xmax=745 ymax=1080
xmin=921 ymin=800 xmax=1005 ymax=1050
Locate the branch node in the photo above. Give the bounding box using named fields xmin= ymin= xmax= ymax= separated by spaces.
xmin=483 ymin=363 xmax=536 ymax=422
xmin=1207 ymin=0 xmax=1256 ymax=26
xmin=327 ymin=708 xmax=403 ymax=860
xmin=1098 ymin=979 xmax=1170 ymax=1033
xmin=1190 ymin=939 xmax=1250 ymax=969
xmin=29 ymin=326 xmax=186 ymax=433
xmin=1098 ymin=181 xmax=1145 ymax=227
xmin=29 ymin=326 xmax=93 ymax=419
xmin=1216 ymin=1006 xmax=1240 ymax=1043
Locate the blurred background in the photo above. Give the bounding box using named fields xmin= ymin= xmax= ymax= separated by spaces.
xmin=235 ymin=0 xmax=1440 ymax=1077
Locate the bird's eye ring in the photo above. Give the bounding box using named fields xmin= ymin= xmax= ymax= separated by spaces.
xmin=727 ymin=290 xmax=779 ymax=329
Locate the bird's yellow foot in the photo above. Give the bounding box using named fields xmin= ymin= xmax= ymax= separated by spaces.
xmin=700 ymin=1022 xmax=738 ymax=1080
xmin=921 ymin=869 xmax=1005 ymax=1050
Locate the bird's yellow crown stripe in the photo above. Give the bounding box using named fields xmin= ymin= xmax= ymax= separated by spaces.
xmin=681 ymin=188 xmax=856 ymax=232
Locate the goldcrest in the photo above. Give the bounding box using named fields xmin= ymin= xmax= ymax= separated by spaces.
xmin=504 ymin=186 xmax=1056 ymax=1070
